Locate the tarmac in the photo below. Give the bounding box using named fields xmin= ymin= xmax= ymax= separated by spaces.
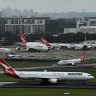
xmin=0 ymin=81 xmax=96 ymax=88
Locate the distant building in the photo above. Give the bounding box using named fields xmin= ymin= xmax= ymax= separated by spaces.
xmin=64 ymin=28 xmax=77 ymax=34
xmin=77 ymin=17 xmax=96 ymax=34
xmin=1 ymin=17 xmax=50 ymax=34
xmin=46 ymin=18 xmax=76 ymax=34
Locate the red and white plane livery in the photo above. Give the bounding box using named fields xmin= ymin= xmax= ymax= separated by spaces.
xmin=20 ymin=32 xmax=48 ymax=52
xmin=57 ymin=51 xmax=85 ymax=65
xmin=0 ymin=57 xmax=94 ymax=83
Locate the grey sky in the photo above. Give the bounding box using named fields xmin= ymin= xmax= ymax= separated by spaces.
xmin=0 ymin=0 xmax=96 ymax=13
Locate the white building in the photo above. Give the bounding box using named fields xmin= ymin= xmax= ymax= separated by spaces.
xmin=77 ymin=17 xmax=96 ymax=34
xmin=4 ymin=17 xmax=50 ymax=34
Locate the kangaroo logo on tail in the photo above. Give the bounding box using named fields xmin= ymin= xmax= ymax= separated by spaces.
xmin=20 ymin=32 xmax=27 ymax=48
xmin=41 ymin=37 xmax=51 ymax=46
xmin=0 ymin=58 xmax=17 ymax=77
xmin=80 ymin=51 xmax=85 ymax=63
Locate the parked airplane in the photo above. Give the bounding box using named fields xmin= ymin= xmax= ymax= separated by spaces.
xmin=20 ymin=32 xmax=48 ymax=52
xmin=0 ymin=58 xmax=94 ymax=83
xmin=41 ymin=37 xmax=70 ymax=50
xmin=57 ymin=51 xmax=85 ymax=65
xmin=70 ymin=34 xmax=92 ymax=50
xmin=0 ymin=48 xmax=12 ymax=53
xmin=40 ymin=34 xmax=96 ymax=50
xmin=40 ymin=37 xmax=77 ymax=50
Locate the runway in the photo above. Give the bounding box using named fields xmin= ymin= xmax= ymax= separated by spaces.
xmin=0 ymin=81 xmax=96 ymax=88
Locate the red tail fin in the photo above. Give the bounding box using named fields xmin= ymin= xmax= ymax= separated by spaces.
xmin=41 ymin=37 xmax=51 ymax=46
xmin=80 ymin=51 xmax=85 ymax=63
xmin=0 ymin=58 xmax=17 ymax=76
xmin=20 ymin=32 xmax=27 ymax=48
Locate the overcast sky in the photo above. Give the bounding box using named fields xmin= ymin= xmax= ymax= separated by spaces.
xmin=0 ymin=0 xmax=96 ymax=13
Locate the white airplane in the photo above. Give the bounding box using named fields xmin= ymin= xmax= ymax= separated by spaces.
xmin=57 ymin=51 xmax=85 ymax=65
xmin=70 ymin=34 xmax=92 ymax=50
xmin=20 ymin=32 xmax=48 ymax=52
xmin=0 ymin=48 xmax=12 ymax=53
xmin=5 ymin=53 xmax=22 ymax=58
xmin=0 ymin=58 xmax=94 ymax=83
xmin=40 ymin=37 xmax=75 ymax=50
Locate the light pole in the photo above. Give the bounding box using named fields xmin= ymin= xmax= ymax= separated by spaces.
xmin=20 ymin=16 xmax=22 ymax=34
xmin=28 ymin=33 xmax=31 ymax=42
xmin=90 ymin=41 xmax=92 ymax=60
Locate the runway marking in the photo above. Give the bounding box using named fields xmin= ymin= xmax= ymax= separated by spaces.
xmin=64 ymin=93 xmax=70 ymax=95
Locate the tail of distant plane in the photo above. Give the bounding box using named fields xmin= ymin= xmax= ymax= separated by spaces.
xmin=41 ymin=37 xmax=51 ymax=46
xmin=80 ymin=51 xmax=85 ymax=63
xmin=41 ymin=37 xmax=52 ymax=49
xmin=20 ymin=32 xmax=27 ymax=48
xmin=0 ymin=57 xmax=17 ymax=77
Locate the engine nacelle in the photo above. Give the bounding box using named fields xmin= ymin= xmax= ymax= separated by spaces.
xmin=16 ymin=47 xmax=20 ymax=50
xmin=71 ymin=63 xmax=75 ymax=66
xmin=48 ymin=79 xmax=57 ymax=83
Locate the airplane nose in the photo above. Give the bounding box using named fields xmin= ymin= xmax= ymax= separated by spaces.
xmin=91 ymin=76 xmax=94 ymax=79
xmin=88 ymin=76 xmax=94 ymax=79
xmin=57 ymin=61 xmax=62 ymax=65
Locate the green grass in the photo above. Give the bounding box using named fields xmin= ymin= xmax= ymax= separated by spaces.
xmin=5 ymin=58 xmax=96 ymax=68
xmin=6 ymin=61 xmax=56 ymax=68
xmin=0 ymin=74 xmax=19 ymax=81
xmin=0 ymin=88 xmax=95 ymax=96
xmin=83 ymin=59 xmax=96 ymax=64
xmin=0 ymin=58 xmax=96 ymax=69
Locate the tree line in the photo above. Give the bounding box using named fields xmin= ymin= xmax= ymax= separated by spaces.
xmin=0 ymin=31 xmax=96 ymax=45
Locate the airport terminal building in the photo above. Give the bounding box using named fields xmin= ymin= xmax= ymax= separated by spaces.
xmin=76 ymin=17 xmax=96 ymax=34
xmin=64 ymin=17 xmax=96 ymax=34
xmin=0 ymin=17 xmax=50 ymax=34
xmin=0 ymin=17 xmax=96 ymax=35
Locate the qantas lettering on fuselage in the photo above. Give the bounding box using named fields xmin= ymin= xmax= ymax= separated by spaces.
xmin=0 ymin=58 xmax=94 ymax=84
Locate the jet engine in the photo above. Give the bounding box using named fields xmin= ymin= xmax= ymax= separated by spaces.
xmin=48 ymin=79 xmax=57 ymax=83
xmin=16 ymin=47 xmax=20 ymax=50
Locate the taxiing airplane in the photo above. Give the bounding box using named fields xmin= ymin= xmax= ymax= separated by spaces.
xmin=0 ymin=57 xmax=94 ymax=83
xmin=20 ymin=32 xmax=48 ymax=52
xmin=57 ymin=51 xmax=85 ymax=65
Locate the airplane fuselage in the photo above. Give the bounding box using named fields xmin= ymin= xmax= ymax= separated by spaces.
xmin=57 ymin=59 xmax=81 ymax=65
xmin=26 ymin=42 xmax=48 ymax=51
xmin=16 ymin=71 xmax=93 ymax=81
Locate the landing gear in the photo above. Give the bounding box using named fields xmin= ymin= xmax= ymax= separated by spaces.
xmin=28 ymin=48 xmax=40 ymax=52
